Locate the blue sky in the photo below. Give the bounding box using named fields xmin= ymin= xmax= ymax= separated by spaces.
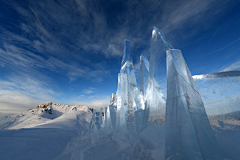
xmin=0 ymin=0 xmax=240 ymax=116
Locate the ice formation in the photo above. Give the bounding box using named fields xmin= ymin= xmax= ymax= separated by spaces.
xmin=99 ymin=107 xmax=103 ymax=125
xmin=87 ymin=27 xmax=238 ymax=159
xmin=145 ymin=27 xmax=170 ymax=124
xmin=89 ymin=109 xmax=97 ymax=132
xmin=140 ymin=55 xmax=149 ymax=96
xmin=165 ymin=49 xmax=223 ymax=160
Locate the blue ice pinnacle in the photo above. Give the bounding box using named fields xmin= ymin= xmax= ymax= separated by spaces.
xmin=165 ymin=49 xmax=223 ymax=160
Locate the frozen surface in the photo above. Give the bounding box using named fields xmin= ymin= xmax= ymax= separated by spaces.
xmin=193 ymin=71 xmax=240 ymax=116
xmin=165 ymin=49 xmax=222 ymax=160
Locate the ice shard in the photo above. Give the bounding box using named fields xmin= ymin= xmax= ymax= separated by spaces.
xmin=109 ymin=105 xmax=117 ymax=130
xmin=117 ymin=72 xmax=128 ymax=133
xmin=118 ymin=40 xmax=147 ymax=132
xmin=95 ymin=112 xmax=101 ymax=129
xmin=165 ymin=49 xmax=223 ymax=160
xmin=110 ymin=93 xmax=117 ymax=106
xmin=193 ymin=71 xmax=240 ymax=116
xmin=104 ymin=107 xmax=108 ymax=128
xmin=140 ymin=55 xmax=149 ymax=96
xmin=99 ymin=107 xmax=103 ymax=125
xmin=116 ymin=73 xmax=122 ymax=132
xmin=106 ymin=106 xmax=113 ymax=131
xmin=89 ymin=109 xmax=97 ymax=132
xmin=121 ymin=40 xmax=132 ymax=67
xmin=145 ymin=27 xmax=171 ymax=124
xmin=134 ymin=106 xmax=149 ymax=133
xmin=148 ymin=27 xmax=172 ymax=98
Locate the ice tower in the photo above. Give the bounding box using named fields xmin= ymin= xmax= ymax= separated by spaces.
xmin=165 ymin=49 xmax=223 ymax=159
xmin=115 ymin=40 xmax=146 ymax=133
xmin=145 ymin=27 xmax=170 ymax=124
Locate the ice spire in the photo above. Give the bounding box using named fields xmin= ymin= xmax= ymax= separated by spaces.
xmin=121 ymin=40 xmax=133 ymax=67
xmin=148 ymin=27 xmax=173 ymax=98
xmin=140 ymin=55 xmax=149 ymax=96
xmin=145 ymin=27 xmax=169 ymax=124
xmin=115 ymin=39 xmax=147 ymax=133
xmin=165 ymin=49 xmax=223 ymax=160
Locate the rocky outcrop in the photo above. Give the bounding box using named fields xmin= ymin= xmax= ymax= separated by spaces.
xmin=27 ymin=102 xmax=68 ymax=111
xmin=34 ymin=102 xmax=53 ymax=109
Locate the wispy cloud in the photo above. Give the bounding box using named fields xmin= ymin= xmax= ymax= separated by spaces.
xmin=221 ymin=60 xmax=240 ymax=72
xmin=0 ymin=0 xmax=235 ymax=115
xmin=0 ymin=90 xmax=42 ymax=116
xmin=83 ymin=87 xmax=96 ymax=94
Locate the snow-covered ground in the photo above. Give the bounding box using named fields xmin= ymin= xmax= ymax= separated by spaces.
xmin=0 ymin=104 xmax=92 ymax=160
xmin=0 ymin=104 xmax=240 ymax=160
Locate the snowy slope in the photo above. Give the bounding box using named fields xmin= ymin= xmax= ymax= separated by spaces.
xmin=1 ymin=104 xmax=240 ymax=160
xmin=0 ymin=104 xmax=92 ymax=160
xmin=56 ymin=121 xmax=240 ymax=160
xmin=0 ymin=104 xmax=91 ymax=130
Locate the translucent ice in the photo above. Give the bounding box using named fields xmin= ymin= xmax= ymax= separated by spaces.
xmin=165 ymin=49 xmax=223 ymax=160
xmin=110 ymin=93 xmax=117 ymax=106
xmin=99 ymin=107 xmax=103 ymax=125
xmin=104 ymin=107 xmax=108 ymax=128
xmin=117 ymin=72 xmax=128 ymax=133
xmin=109 ymin=105 xmax=117 ymax=130
xmin=140 ymin=55 xmax=149 ymax=96
xmin=106 ymin=106 xmax=113 ymax=131
xmin=145 ymin=27 xmax=170 ymax=124
xmin=193 ymin=71 xmax=240 ymax=116
xmin=116 ymin=73 xmax=122 ymax=131
xmin=148 ymin=27 xmax=173 ymax=99
xmin=121 ymin=40 xmax=133 ymax=67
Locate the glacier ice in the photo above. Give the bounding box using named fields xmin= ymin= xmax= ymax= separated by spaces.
xmin=165 ymin=49 xmax=223 ymax=160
